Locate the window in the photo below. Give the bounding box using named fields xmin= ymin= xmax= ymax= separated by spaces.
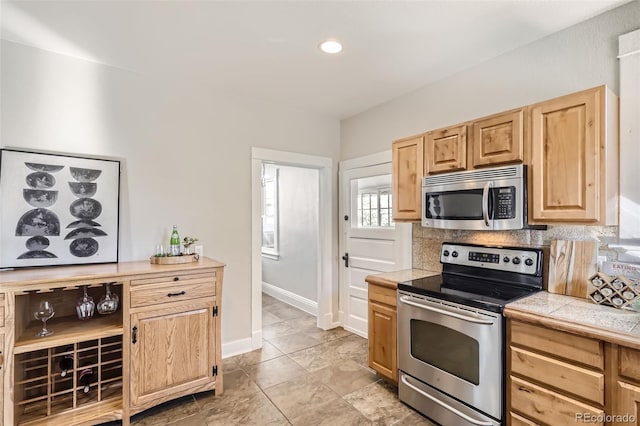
xmin=356 ymin=186 xmax=394 ymax=228
xmin=261 ymin=165 xmax=279 ymax=258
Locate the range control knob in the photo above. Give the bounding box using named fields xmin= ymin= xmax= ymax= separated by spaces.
xmin=525 ymin=258 xmax=534 ymax=266
xmin=503 ymin=256 xmax=510 ymax=263
xmin=512 ymin=257 xmax=521 ymax=265
xmin=443 ymin=250 xmax=450 ymax=257
xmin=451 ymin=251 xmax=459 ymax=258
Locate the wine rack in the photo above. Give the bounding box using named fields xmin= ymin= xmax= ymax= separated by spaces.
xmin=14 ymin=336 xmax=123 ymax=425
xmin=11 ymin=283 xmax=124 ymax=425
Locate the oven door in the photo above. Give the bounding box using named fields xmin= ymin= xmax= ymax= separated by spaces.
xmin=397 ymin=291 xmax=503 ymax=420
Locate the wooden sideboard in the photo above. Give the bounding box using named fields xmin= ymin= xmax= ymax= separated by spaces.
xmin=0 ymin=257 xmax=224 ymax=426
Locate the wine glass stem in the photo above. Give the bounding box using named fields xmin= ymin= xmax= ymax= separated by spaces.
xmin=42 ymin=319 xmax=48 ymax=333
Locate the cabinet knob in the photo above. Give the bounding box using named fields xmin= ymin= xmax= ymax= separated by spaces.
xmin=173 ymin=277 xmax=180 ymax=281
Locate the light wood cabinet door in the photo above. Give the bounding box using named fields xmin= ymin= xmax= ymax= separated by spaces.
xmin=392 ymin=135 xmax=424 ymax=221
xmin=472 ymin=109 xmax=524 ymax=167
xmin=130 ymin=299 xmax=216 ymax=409
xmin=0 ymin=334 xmax=3 ymax=426
xmin=529 ymin=86 xmax=618 ymax=224
xmin=614 ymin=381 xmax=640 ymax=425
xmin=368 ymin=296 xmax=397 ymax=384
xmin=425 ymin=124 xmax=467 ymax=174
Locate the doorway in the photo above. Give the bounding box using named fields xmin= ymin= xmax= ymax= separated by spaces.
xmin=251 ymin=148 xmax=334 ymax=351
xmin=261 ymin=163 xmax=319 ymax=315
xmin=339 ymin=152 xmax=411 ymax=337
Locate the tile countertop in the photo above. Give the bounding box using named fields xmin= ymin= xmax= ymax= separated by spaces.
xmin=505 ymin=291 xmax=640 ymax=350
xmin=365 ymin=269 xmax=440 ymax=290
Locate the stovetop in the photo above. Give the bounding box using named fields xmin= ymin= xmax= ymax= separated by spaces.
xmin=398 ymin=273 xmax=540 ymax=313
xmin=398 ymin=242 xmax=544 ymax=313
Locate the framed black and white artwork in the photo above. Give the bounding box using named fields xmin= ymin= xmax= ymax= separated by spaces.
xmin=0 ymin=149 xmax=120 ymax=268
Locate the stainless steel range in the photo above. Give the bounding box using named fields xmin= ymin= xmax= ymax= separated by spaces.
xmin=397 ymin=242 xmax=543 ymax=426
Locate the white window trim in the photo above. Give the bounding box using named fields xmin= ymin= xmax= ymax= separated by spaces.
xmin=261 ymin=167 xmax=279 ymax=259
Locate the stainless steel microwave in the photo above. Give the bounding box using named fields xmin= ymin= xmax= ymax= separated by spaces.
xmin=422 ymin=164 xmax=527 ymax=230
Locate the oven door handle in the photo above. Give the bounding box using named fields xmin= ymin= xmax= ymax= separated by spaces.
xmin=482 ymin=181 xmax=492 ymax=227
xmin=401 ymin=374 xmax=494 ymax=426
xmin=399 ymin=296 xmax=494 ymax=325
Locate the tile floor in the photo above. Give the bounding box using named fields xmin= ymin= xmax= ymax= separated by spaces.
xmin=115 ymin=294 xmax=435 ymax=425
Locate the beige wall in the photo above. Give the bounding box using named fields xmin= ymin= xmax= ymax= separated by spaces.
xmin=0 ymin=40 xmax=341 ymax=346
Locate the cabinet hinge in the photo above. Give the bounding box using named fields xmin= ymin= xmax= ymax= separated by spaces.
xmin=212 ymin=365 xmax=218 ymax=376
xmin=213 ymin=306 xmax=218 ymax=317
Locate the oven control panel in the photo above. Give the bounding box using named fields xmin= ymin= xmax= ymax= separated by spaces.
xmin=440 ymin=243 xmax=542 ymax=275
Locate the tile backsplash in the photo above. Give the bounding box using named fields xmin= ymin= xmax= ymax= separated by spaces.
xmin=412 ymin=224 xmax=619 ymax=272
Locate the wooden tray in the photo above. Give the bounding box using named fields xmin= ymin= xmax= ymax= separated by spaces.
xmin=149 ymin=254 xmax=199 ymax=265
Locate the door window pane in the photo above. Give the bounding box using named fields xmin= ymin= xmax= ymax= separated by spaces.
xmin=353 ymin=175 xmax=394 ymax=229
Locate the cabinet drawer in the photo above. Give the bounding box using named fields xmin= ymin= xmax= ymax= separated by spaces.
xmin=131 ymin=271 xmax=216 ymax=287
xmin=131 ymin=277 xmax=215 ymax=308
xmin=511 ymin=376 xmax=604 ymax=425
xmin=510 ymin=320 xmax=603 ymax=369
xmin=509 ymin=412 xmax=539 ymax=426
xmin=510 ymin=346 xmax=604 ymax=405
xmin=368 ymin=284 xmax=397 ymax=307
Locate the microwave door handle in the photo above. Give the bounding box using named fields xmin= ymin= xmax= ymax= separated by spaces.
xmin=482 ymin=181 xmax=492 ymax=227
xmin=401 ymin=375 xmax=494 ymax=426
xmin=398 ymin=296 xmax=494 ymax=325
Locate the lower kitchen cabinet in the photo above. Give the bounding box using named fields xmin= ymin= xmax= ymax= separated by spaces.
xmin=612 ymin=345 xmax=640 ymax=424
xmin=508 ymin=319 xmax=640 ymax=426
xmin=0 ymin=333 xmax=4 ymax=426
xmin=508 ymin=319 xmax=605 ymax=425
xmin=367 ymin=282 xmax=397 ymax=384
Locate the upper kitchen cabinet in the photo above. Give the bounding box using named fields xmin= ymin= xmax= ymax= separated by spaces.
xmin=471 ymin=109 xmax=524 ymax=168
xmin=425 ymin=124 xmax=467 ymax=174
xmin=529 ymin=85 xmax=619 ymax=225
xmin=392 ymin=134 xmax=424 ymax=221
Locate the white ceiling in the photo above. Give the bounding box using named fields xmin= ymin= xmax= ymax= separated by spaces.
xmin=1 ymin=0 xmax=630 ymax=119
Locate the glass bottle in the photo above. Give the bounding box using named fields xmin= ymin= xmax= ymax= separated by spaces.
xmin=78 ymin=366 xmax=93 ymax=393
xmin=170 ymin=225 xmax=181 ymax=256
xmin=59 ymin=347 xmax=74 ymax=377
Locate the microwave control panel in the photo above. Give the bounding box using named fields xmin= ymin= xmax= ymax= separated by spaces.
xmin=494 ymin=186 xmax=516 ymax=219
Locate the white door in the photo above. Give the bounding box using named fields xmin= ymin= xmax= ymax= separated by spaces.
xmin=339 ymin=161 xmax=411 ymax=337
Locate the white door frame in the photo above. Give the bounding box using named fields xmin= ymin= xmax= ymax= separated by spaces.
xmin=251 ymin=147 xmax=335 ymax=350
xmin=338 ymin=150 xmax=412 ymax=335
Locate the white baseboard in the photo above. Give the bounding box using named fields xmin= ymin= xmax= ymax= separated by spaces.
xmin=252 ymin=330 xmax=263 ymax=350
xmin=262 ymin=281 xmax=318 ymax=316
xmin=221 ymin=337 xmax=254 ymax=359
xmin=343 ymin=324 xmax=368 ymax=339
xmin=318 ymin=311 xmax=340 ymax=330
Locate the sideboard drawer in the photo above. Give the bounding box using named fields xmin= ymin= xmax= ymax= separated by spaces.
xmin=131 ymin=277 xmax=215 ymax=308
xmin=0 ymin=293 xmax=4 ymax=328
xmin=131 ymin=271 xmax=216 ymax=287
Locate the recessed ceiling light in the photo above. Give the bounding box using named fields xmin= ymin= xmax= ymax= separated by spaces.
xmin=319 ymin=40 xmax=343 ymax=54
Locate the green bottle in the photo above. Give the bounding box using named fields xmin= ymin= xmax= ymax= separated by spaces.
xmin=170 ymin=225 xmax=181 ymax=256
